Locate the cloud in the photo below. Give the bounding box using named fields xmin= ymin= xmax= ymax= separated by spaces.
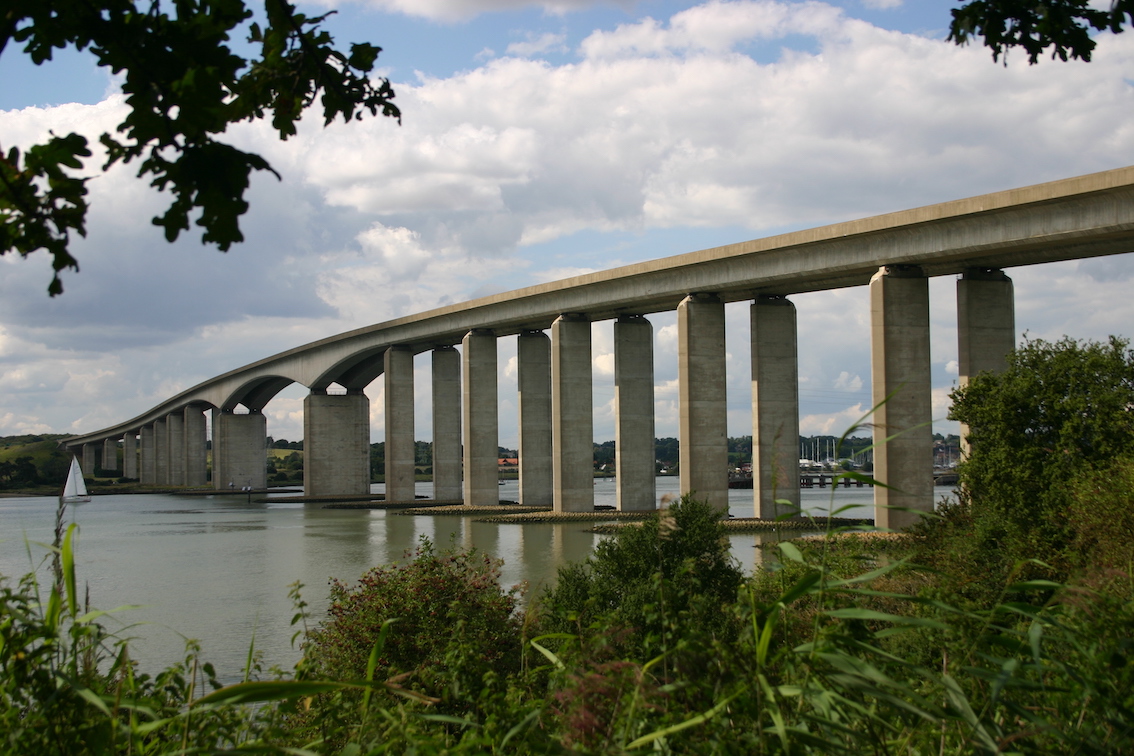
xmin=300 ymin=1 xmax=1134 ymax=263
xmin=348 ymin=0 xmax=624 ymax=22
xmin=578 ymin=0 xmax=846 ymax=58
xmin=315 ymin=222 xmax=517 ymax=323
xmin=0 ymin=412 xmax=54 ymax=436
xmin=507 ymin=32 xmax=569 ymax=57
xmin=4 ymin=0 xmax=1134 ymax=439
xmin=800 ymin=402 xmax=868 ymax=436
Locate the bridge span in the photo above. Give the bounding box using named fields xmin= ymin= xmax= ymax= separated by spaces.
xmin=64 ymin=166 xmax=1134 ymax=528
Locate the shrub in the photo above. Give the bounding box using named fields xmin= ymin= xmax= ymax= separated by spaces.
xmin=1068 ymin=453 xmax=1134 ymax=581
xmin=538 ymin=495 xmax=743 ymax=660
xmin=289 ymin=537 xmax=522 ymax=745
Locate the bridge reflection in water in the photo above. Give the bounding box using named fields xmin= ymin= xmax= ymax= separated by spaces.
xmin=0 ymin=482 xmax=907 ymax=679
xmin=61 ymin=168 xmax=1134 ymax=530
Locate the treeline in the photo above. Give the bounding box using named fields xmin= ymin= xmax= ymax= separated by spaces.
xmin=0 ymin=433 xmax=71 ymax=449
xmin=267 ymin=435 xmax=907 ymax=479
xmin=0 ymin=437 xmax=73 ymax=489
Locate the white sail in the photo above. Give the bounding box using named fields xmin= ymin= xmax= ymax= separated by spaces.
xmin=63 ymin=456 xmax=91 ymax=502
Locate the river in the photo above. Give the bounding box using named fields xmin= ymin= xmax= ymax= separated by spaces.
xmin=0 ymin=478 xmax=920 ymax=682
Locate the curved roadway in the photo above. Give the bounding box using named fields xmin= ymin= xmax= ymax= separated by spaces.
xmin=65 ymin=166 xmax=1134 ymax=447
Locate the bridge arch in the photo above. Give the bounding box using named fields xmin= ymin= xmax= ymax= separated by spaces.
xmin=310 ymin=348 xmax=388 ymax=392
xmin=223 ymin=376 xmax=300 ymax=412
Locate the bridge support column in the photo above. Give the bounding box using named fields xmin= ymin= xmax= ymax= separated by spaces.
xmin=957 ymin=269 xmax=1015 ymax=455
xmin=102 ymin=438 xmax=118 ymax=472
xmin=213 ymin=409 xmax=267 ymax=490
xmin=384 ymin=347 xmax=416 ymax=503
xmin=167 ymin=412 xmax=185 ymax=486
xmin=615 ymin=315 xmax=655 ymax=511
xmin=870 ymin=265 xmax=933 ymax=528
xmin=123 ymin=432 xmax=138 ymax=479
xmin=678 ymin=293 xmax=728 ymax=509
xmin=82 ymin=443 xmax=97 ymax=475
xmin=154 ymin=418 xmax=169 ymax=485
xmin=184 ymin=405 xmax=208 ymax=486
xmin=518 ymin=331 xmax=552 ymax=508
xmin=432 ymin=346 xmax=462 ymax=501
xmin=463 ymin=329 xmax=498 ymax=507
xmin=552 ymin=313 xmax=594 ymax=513
xmin=304 ymin=391 xmax=370 ymax=497
xmin=140 ymin=425 xmax=155 ymax=484
xmin=752 ymin=296 xmax=800 ymax=518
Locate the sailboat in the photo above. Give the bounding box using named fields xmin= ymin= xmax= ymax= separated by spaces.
xmin=62 ymin=455 xmax=91 ymax=503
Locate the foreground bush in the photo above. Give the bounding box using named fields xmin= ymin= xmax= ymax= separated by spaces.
xmin=539 ymin=495 xmax=743 ymax=658
xmin=949 ymin=335 xmax=1134 ymax=572
xmin=287 ymin=538 xmax=522 ymax=746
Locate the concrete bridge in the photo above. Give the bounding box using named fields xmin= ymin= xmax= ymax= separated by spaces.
xmin=64 ymin=167 xmax=1134 ymax=529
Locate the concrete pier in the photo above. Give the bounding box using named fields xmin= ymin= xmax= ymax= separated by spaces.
xmin=82 ymin=443 xmax=97 ymax=475
xmin=432 ymin=346 xmax=462 ymax=501
xmin=384 ymin=347 xmax=416 ymax=502
xmin=614 ymin=315 xmax=655 ymax=511
xmin=154 ymin=418 xmax=168 ymax=485
xmin=463 ymin=329 xmax=499 ymax=507
xmin=678 ymin=294 xmax=728 ymax=508
xmin=304 ymin=391 xmax=370 ymax=496
xmin=102 ymin=438 xmax=118 ymax=472
xmin=123 ymin=432 xmax=138 ymax=479
xmin=752 ymin=296 xmax=800 ymax=517
xmin=140 ymin=425 xmax=155 ymax=484
xmin=518 ymin=330 xmax=553 ymax=508
xmin=184 ymin=405 xmax=208 ymax=486
xmin=870 ymin=265 xmax=934 ymax=529
xmin=957 ymin=269 xmax=1015 ymax=454
xmin=552 ymin=314 xmax=594 ymax=513
xmin=212 ymin=409 xmax=267 ymax=490
xmin=167 ymin=412 xmax=185 ymax=486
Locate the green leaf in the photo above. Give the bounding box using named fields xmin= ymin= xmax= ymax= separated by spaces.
xmin=529 ymin=639 xmax=566 ymax=671
xmin=61 ymin=523 xmax=79 ymax=618
xmin=500 ymin=708 xmax=541 ymax=749
xmin=777 ymin=540 xmax=806 ymax=563
xmin=823 ymin=607 xmax=949 ymax=630
xmin=1007 ymin=579 xmax=1063 ymax=591
xmin=626 ymin=688 xmax=743 ymax=749
xmin=414 ymin=713 xmax=479 ymax=727
xmin=777 ymin=569 xmax=822 ymax=606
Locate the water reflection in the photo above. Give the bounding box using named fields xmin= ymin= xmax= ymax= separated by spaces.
xmin=519 ymin=525 xmax=555 ymax=595
xmin=0 ymin=483 xmax=943 ymax=683
xmin=381 ymin=507 xmax=418 ymax=562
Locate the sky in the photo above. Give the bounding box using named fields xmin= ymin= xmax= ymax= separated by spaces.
xmin=2 ymin=0 xmax=1134 ymax=450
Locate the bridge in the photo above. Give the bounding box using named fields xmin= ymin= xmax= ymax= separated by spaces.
xmin=63 ymin=166 xmax=1134 ymax=529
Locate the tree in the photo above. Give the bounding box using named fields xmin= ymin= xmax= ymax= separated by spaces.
xmin=1 ymin=0 xmax=399 ymax=295
xmin=950 ymin=0 xmax=1134 ymax=63
xmin=948 ymin=336 xmax=1134 ymax=563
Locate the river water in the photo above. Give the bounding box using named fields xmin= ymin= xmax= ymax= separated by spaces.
xmin=0 ymin=478 xmax=913 ymax=682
